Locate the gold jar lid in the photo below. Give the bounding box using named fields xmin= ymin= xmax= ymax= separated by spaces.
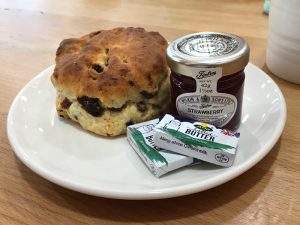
xmin=167 ymin=32 xmax=250 ymax=76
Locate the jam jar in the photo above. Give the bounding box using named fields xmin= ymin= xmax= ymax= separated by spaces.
xmin=167 ymin=32 xmax=250 ymax=131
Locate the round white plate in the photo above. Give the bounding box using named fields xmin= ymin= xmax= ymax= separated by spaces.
xmin=7 ymin=63 xmax=286 ymax=200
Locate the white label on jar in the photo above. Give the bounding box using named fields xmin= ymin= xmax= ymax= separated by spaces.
xmin=176 ymin=67 xmax=237 ymax=128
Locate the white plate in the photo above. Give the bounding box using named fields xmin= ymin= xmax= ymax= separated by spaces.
xmin=7 ymin=63 xmax=286 ymax=200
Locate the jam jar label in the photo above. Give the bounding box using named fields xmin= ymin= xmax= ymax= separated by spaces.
xmin=176 ymin=67 xmax=237 ymax=127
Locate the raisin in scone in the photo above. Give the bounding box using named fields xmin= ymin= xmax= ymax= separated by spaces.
xmin=51 ymin=27 xmax=170 ymax=136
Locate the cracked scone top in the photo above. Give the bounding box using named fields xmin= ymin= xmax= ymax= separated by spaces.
xmin=51 ymin=27 xmax=170 ymax=136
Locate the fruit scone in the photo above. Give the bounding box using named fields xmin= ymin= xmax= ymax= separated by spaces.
xmin=51 ymin=27 xmax=170 ymax=136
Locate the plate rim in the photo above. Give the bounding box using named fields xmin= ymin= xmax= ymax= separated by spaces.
xmin=7 ymin=63 xmax=287 ymax=200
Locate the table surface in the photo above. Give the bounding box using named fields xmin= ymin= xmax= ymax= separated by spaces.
xmin=1 ymin=0 xmax=300 ymax=224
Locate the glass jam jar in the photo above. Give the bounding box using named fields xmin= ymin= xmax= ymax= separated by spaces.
xmin=167 ymin=32 xmax=250 ymax=131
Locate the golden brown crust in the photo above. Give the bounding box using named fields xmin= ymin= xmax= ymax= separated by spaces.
xmin=51 ymin=27 xmax=170 ymax=136
xmin=51 ymin=27 xmax=168 ymax=108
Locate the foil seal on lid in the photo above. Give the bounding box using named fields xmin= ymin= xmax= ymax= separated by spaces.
xmin=167 ymin=32 xmax=250 ymax=76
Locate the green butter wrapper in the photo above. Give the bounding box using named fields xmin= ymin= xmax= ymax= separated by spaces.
xmin=127 ymin=119 xmax=196 ymax=177
xmin=154 ymin=114 xmax=240 ymax=167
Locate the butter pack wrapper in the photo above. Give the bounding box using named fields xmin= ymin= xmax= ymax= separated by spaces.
xmin=127 ymin=119 xmax=195 ymax=177
xmin=154 ymin=114 xmax=240 ymax=167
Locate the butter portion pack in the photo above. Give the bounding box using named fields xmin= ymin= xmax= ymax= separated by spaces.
xmin=154 ymin=114 xmax=240 ymax=167
xmin=127 ymin=119 xmax=195 ymax=177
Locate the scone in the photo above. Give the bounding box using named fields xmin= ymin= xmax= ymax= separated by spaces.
xmin=51 ymin=27 xmax=170 ymax=136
